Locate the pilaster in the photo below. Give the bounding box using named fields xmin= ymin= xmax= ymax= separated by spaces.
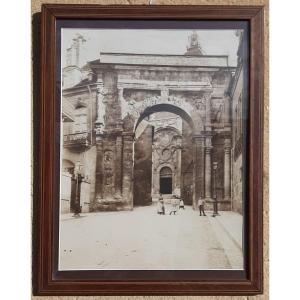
xmin=94 ymin=135 xmax=104 ymax=206
xmin=204 ymin=136 xmax=213 ymax=200
xmin=115 ymin=135 xmax=123 ymax=198
xmin=192 ymin=135 xmax=205 ymax=209
xmin=122 ymin=133 xmax=134 ymax=210
xmin=223 ymin=94 xmax=231 ymax=128
xmin=224 ymin=138 xmax=231 ymax=201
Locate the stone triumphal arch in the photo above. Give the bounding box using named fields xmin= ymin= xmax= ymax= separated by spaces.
xmin=62 ymin=33 xmax=235 ymax=213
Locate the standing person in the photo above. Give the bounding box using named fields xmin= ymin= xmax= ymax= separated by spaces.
xmin=179 ymin=198 xmax=185 ymax=210
xmin=198 ymin=197 xmax=206 ymax=216
xmin=169 ymin=197 xmax=179 ymax=215
xmin=157 ymin=193 xmax=165 ymax=215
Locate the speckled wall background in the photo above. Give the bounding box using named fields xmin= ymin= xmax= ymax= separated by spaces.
xmin=31 ymin=0 xmax=269 ymax=299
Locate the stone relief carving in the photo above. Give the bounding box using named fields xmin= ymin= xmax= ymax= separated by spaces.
xmin=192 ymin=113 xmax=204 ymax=131
xmin=153 ymin=128 xmax=181 ymax=169
xmin=123 ymin=149 xmax=133 ymax=169
xmin=193 ymin=97 xmax=206 ymax=111
xmin=97 ymin=85 xmax=117 ymax=102
xmin=95 ymin=85 xmax=106 ymax=133
xmin=104 ymin=169 xmax=113 ymax=185
xmin=161 ymin=148 xmax=171 ymax=161
xmin=215 ymin=103 xmax=225 ymax=123
xmin=211 ymin=98 xmax=225 ymax=123
xmin=103 ymin=150 xmax=114 ymax=186
xmin=96 ymin=84 xmax=120 ymax=132
xmin=123 ymin=113 xmax=135 ymax=132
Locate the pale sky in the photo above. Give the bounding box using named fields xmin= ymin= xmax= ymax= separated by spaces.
xmin=62 ymin=28 xmax=240 ymax=67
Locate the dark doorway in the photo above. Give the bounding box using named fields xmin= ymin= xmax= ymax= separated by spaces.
xmin=160 ymin=167 xmax=172 ymax=194
xmin=160 ymin=177 xmax=172 ymax=194
xmin=70 ymin=174 xmax=82 ymax=213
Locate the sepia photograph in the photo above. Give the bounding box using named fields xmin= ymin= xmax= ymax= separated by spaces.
xmin=59 ymin=26 xmax=247 ymax=271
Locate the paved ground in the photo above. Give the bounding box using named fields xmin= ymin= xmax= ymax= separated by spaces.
xmin=59 ymin=205 xmax=243 ymax=270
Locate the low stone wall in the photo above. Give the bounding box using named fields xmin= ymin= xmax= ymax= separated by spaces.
xmin=80 ymin=180 xmax=91 ymax=213
xmin=60 ymin=172 xmax=72 ymax=214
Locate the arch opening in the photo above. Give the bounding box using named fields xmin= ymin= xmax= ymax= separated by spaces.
xmin=133 ymin=104 xmax=195 ymax=207
xmin=134 ymin=103 xmax=194 ymax=134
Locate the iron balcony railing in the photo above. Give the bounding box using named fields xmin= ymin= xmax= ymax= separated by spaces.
xmin=63 ymin=131 xmax=91 ymax=148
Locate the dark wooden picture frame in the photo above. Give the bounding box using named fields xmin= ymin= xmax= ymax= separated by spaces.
xmin=33 ymin=4 xmax=264 ymax=296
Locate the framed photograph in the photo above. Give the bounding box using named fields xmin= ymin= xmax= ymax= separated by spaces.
xmin=33 ymin=4 xmax=264 ymax=296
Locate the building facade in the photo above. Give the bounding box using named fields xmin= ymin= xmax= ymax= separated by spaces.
xmin=61 ymin=31 xmax=245 ymax=214
xmin=229 ymin=30 xmax=247 ymax=215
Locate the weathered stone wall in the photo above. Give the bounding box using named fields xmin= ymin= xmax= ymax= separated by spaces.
xmin=181 ymin=119 xmax=194 ymax=205
xmin=80 ymin=180 xmax=91 ymax=212
xmin=212 ymin=136 xmax=225 ymax=201
xmin=231 ymin=62 xmax=244 ymax=214
xmin=60 ymin=172 xmax=72 ymax=213
xmin=133 ymin=125 xmax=153 ymax=205
xmin=232 ymin=154 xmax=243 ymax=214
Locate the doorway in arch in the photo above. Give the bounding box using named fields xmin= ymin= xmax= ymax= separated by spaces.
xmin=159 ymin=166 xmax=173 ymax=194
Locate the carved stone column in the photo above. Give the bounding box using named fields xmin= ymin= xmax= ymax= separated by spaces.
xmin=102 ymin=138 xmax=115 ymax=200
xmin=203 ymin=91 xmax=213 ymax=201
xmin=95 ymin=84 xmax=105 ymax=133
xmin=174 ymin=135 xmax=182 ymax=193
xmin=175 ymin=148 xmax=182 ymax=191
xmin=122 ymin=133 xmax=134 ymax=209
xmin=94 ymin=135 xmax=104 ymax=204
xmin=223 ymin=94 xmax=231 ymax=127
xmin=152 ymin=146 xmax=160 ymax=195
xmin=204 ymin=91 xmax=212 ymax=131
xmin=101 ymin=70 xmax=119 ymax=130
xmin=88 ymin=146 xmax=97 ymax=209
xmin=192 ymin=135 xmax=205 ymax=209
xmin=205 ymin=136 xmax=212 ymax=200
xmin=224 ymin=138 xmax=231 ymax=201
xmin=115 ymin=135 xmax=123 ymax=198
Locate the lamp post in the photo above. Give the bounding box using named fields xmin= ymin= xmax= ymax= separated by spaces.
xmin=212 ymin=161 xmax=220 ymax=217
xmin=73 ymin=161 xmax=83 ymax=217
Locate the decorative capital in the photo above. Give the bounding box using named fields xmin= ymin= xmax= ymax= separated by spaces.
xmin=224 ymin=138 xmax=231 ymax=149
xmin=192 ymin=135 xmax=205 ymax=145
xmin=225 ymin=148 xmax=231 ymax=154
xmin=95 ymin=122 xmax=103 ymax=133
xmin=205 ymin=147 xmax=212 ymax=154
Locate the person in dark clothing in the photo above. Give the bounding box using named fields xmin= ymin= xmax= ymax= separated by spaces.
xmin=179 ymin=199 xmax=185 ymax=210
xmin=198 ymin=198 xmax=206 ymax=216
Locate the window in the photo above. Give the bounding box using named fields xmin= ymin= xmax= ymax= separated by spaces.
xmin=74 ymin=107 xmax=87 ymax=133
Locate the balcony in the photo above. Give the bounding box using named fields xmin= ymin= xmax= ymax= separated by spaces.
xmin=63 ymin=131 xmax=91 ymax=149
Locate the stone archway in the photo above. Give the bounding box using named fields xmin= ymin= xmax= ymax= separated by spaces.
xmin=131 ymin=103 xmax=195 ymax=207
xmin=134 ymin=102 xmax=195 ymax=133
xmin=93 ymin=70 xmax=216 ymax=212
